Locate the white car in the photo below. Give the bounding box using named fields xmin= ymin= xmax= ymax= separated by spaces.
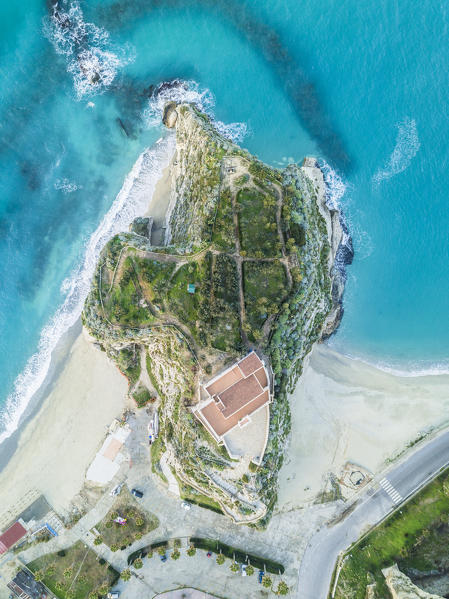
xmin=110 ymin=484 xmax=122 ymax=496
xmin=181 ymin=501 xmax=191 ymax=511
xmin=241 ymin=564 xmax=247 ymax=576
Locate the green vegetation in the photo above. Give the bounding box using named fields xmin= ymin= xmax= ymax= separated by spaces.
xmin=133 ymin=258 xmax=176 ymax=308
xmin=237 ymin=188 xmax=281 ymax=257
xmin=103 ymin=257 xmax=154 ymax=327
xmin=82 ymin=103 xmax=338 ymax=528
xmin=243 ymin=261 xmax=288 ymax=338
xmin=96 ymin=490 xmax=159 ymax=549
xmin=189 ymin=538 xmax=285 ymax=574
xmin=28 ymin=541 xmax=119 ymax=599
xmin=212 ymin=187 xmax=235 ymax=251
xmin=179 ymin=481 xmax=223 ymax=514
xmin=335 ymin=469 xmax=449 ymax=599
xmin=132 ymin=385 xmax=156 ymax=408
xmin=116 ymin=346 xmax=141 ymax=386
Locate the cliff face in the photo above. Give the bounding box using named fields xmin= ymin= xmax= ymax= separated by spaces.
xmin=383 ymin=565 xmax=444 ymax=599
xmin=82 ymin=103 xmax=351 ymax=524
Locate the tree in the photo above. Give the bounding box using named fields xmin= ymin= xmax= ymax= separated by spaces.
xmin=158 ymin=546 xmax=167 ymax=556
xmin=94 ymin=536 xmax=103 ymax=545
xmin=230 ymin=561 xmax=239 ymax=573
xmin=276 ymin=580 xmax=289 ymax=595
xmin=120 ymin=569 xmax=131 ymax=581
xmin=135 ymin=532 xmax=143 ymax=540
xmin=171 ymin=549 xmax=180 ymax=560
xmin=187 ymin=545 xmax=196 ymax=556
xmin=135 ymin=516 xmax=144 ymax=527
xmin=216 ymin=553 xmax=225 ymax=565
xmin=133 ymin=558 xmax=143 ymax=569
xmin=98 ymin=583 xmax=108 ymax=596
xmin=33 ymin=571 xmax=44 ymax=582
xmin=246 ymin=565 xmax=254 ymax=576
xmin=262 ymin=575 xmax=272 ymax=588
xmin=110 ymin=544 xmax=119 ymax=552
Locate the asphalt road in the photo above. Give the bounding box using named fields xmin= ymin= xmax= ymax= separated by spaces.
xmin=296 ymin=429 xmax=449 ymax=599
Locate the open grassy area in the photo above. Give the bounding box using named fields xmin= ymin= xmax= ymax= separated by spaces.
xmin=237 ymin=187 xmax=281 ymax=257
xmin=335 ymin=469 xmax=449 ymax=599
xmin=103 ymin=257 xmax=154 ymax=327
xmin=28 ymin=541 xmax=119 ymax=599
xmin=243 ymin=261 xmax=289 ymax=338
xmin=167 ymin=256 xmax=210 ymax=327
xmin=178 ymin=480 xmax=223 ymax=514
xmin=209 ymin=254 xmax=241 ymax=351
xmin=212 ymin=187 xmax=235 ymax=251
xmin=133 ymin=257 xmax=176 ymax=309
xmin=95 ymin=489 xmax=159 ymax=549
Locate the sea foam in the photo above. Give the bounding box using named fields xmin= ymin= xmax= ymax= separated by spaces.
xmin=43 ymin=0 xmax=134 ymax=99
xmin=0 ymin=79 xmax=248 ymax=446
xmin=143 ymin=80 xmax=248 ymax=143
xmin=373 ymin=117 xmax=420 ymax=184
xmin=0 ymin=135 xmax=175 ymax=445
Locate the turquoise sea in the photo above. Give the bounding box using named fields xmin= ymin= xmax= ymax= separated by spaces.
xmin=1 ymin=0 xmax=449 ymax=442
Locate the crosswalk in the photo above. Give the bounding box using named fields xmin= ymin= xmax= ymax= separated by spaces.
xmin=379 ymin=477 xmax=403 ymax=504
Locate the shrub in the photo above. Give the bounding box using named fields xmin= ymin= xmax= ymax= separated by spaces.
xmin=121 ymin=569 xmax=131 ymax=581
xmin=216 ymin=553 xmax=225 ymax=565
xmin=187 ymin=546 xmax=196 ymax=557
xmin=133 ymin=558 xmax=143 ymax=569
xmin=242 ymin=473 xmax=249 ymax=483
xmin=63 ymin=568 xmax=73 ymax=578
xmin=89 ymin=592 xmax=98 ymax=599
xmin=110 ymin=544 xmax=119 ymax=552
xmin=98 ymin=583 xmax=108 ymax=596
xmin=135 ymin=516 xmax=145 ymax=527
xmin=276 ymin=580 xmax=289 ymax=595
xmin=147 ymin=549 xmax=153 ymax=559
xmin=105 ymin=521 xmax=113 ymax=529
xmin=135 ymin=532 xmax=143 ymax=540
xmin=174 ymin=538 xmax=181 ymax=548
xmin=246 ymin=565 xmax=254 ymax=576
xmin=158 ymin=546 xmax=166 ymax=556
xmin=110 ymin=511 xmax=119 ymax=520
xmin=262 ymin=575 xmax=272 ymax=588
xmin=230 ymin=561 xmax=239 ymax=573
xmin=33 ymin=571 xmax=44 ymax=582
xmin=171 ymin=549 xmax=180 ymax=560
xmin=93 ymin=536 xmax=103 ymax=546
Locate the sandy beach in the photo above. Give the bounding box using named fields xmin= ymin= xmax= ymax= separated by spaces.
xmin=0 ymin=331 xmax=128 ymax=523
xmin=0 ymin=161 xmax=173 ymax=526
xmin=278 ymin=344 xmax=449 ymax=509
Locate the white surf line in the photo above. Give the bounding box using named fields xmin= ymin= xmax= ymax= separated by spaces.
xmin=379 ymin=477 xmax=403 ymax=504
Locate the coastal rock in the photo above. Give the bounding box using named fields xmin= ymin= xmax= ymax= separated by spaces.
xmin=382 ymin=565 xmax=444 ymax=599
xmin=129 ymin=216 xmax=153 ymax=239
xmin=162 ymin=102 xmax=178 ymax=128
xmin=83 ymin=102 xmax=352 ymax=524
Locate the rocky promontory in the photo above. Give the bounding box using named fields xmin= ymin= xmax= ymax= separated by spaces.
xmin=82 ymin=103 xmax=351 ymax=525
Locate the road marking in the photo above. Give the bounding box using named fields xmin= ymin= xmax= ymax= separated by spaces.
xmin=379 ymin=477 xmax=403 ymax=504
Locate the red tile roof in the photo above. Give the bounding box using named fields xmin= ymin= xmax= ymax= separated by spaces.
xmin=0 ymin=522 xmax=27 ymax=554
xmin=200 ymin=390 xmax=270 ymax=437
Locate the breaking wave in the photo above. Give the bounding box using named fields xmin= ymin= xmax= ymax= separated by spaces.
xmin=373 ymin=117 xmax=420 ymax=184
xmin=43 ymin=0 xmax=134 ymax=99
xmin=0 ymin=136 xmax=175 ymax=445
xmin=54 ymin=178 xmax=81 ymax=193
xmin=143 ymin=79 xmax=248 ymax=143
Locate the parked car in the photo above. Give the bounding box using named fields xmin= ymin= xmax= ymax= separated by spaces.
xmin=207 ymin=552 xmax=212 ymax=558
xmin=181 ymin=501 xmax=191 ymax=510
xmin=241 ymin=564 xmax=247 ymax=576
xmin=258 ymin=570 xmax=264 ymax=583
xmin=110 ymin=484 xmax=122 ymax=496
xmin=131 ymin=488 xmax=143 ymax=498
xmin=160 ymin=554 xmax=167 ymax=562
xmin=107 ymin=592 xmax=120 ymax=599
